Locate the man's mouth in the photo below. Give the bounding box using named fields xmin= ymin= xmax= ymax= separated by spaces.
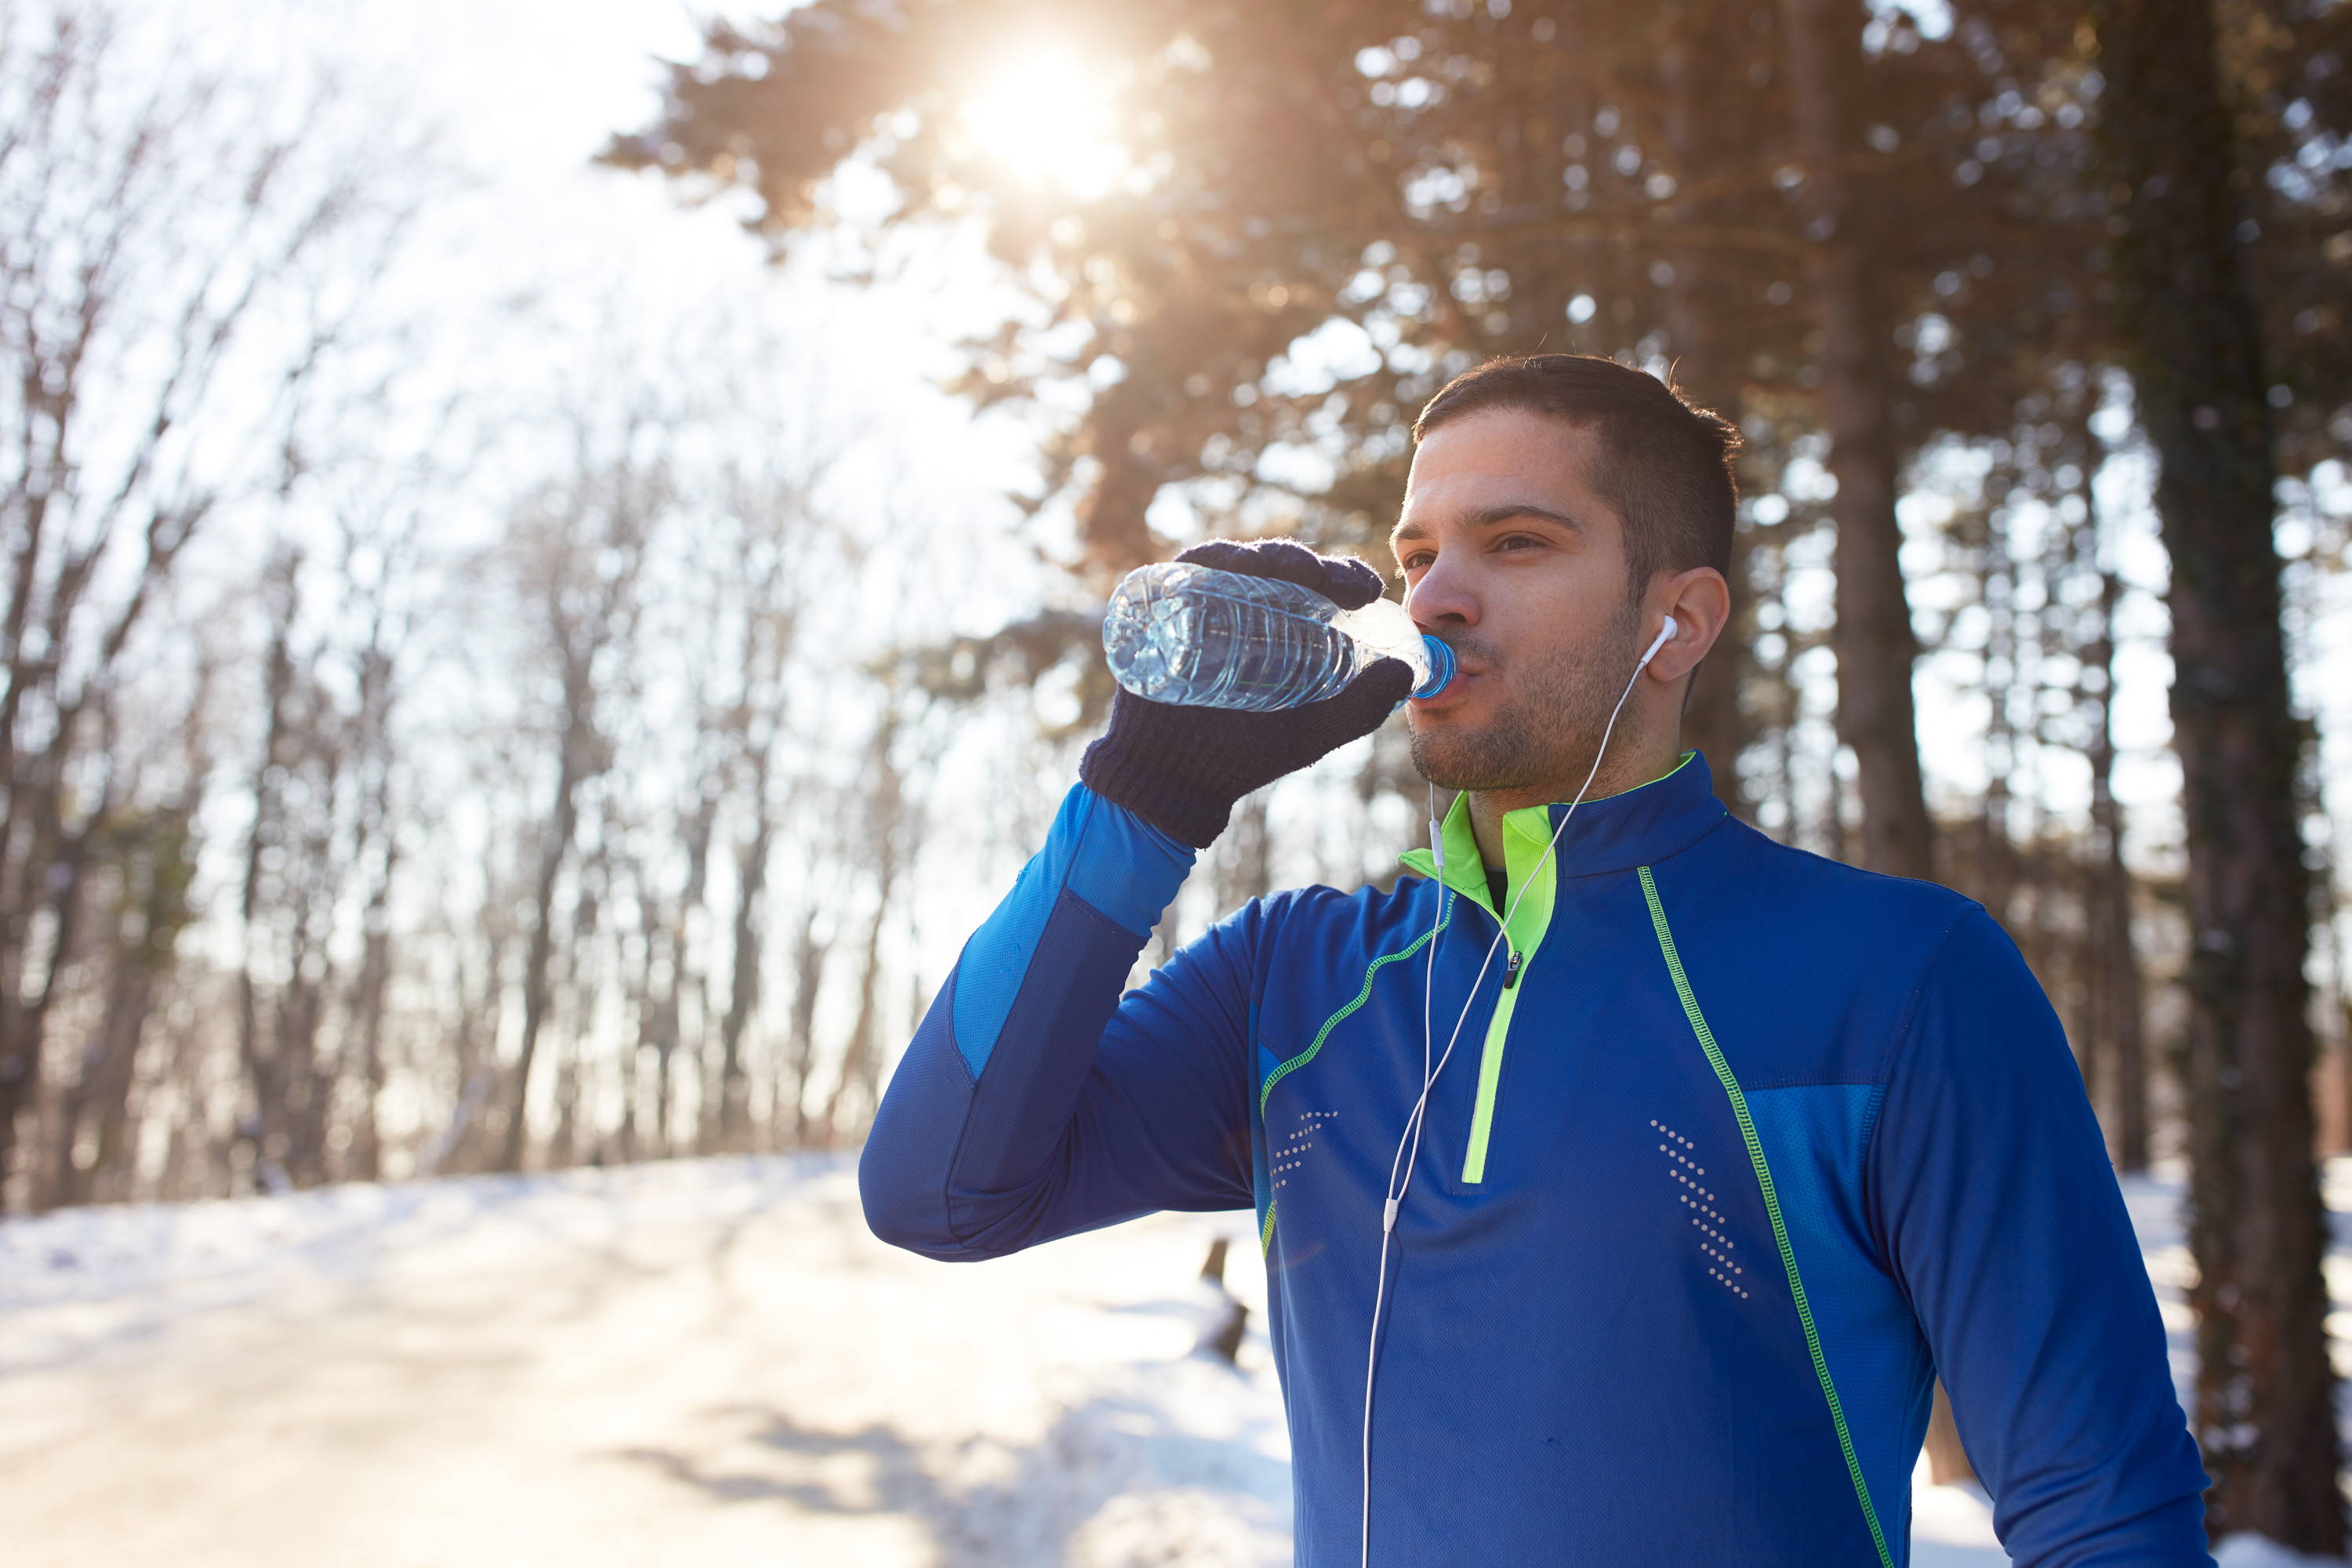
xmin=1409 ymin=666 xmax=1482 ymax=710
xmin=1419 ymin=637 xmax=1495 ymax=679
xmin=1411 ymin=637 xmax=1493 ymax=702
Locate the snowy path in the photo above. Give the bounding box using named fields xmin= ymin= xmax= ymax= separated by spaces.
xmin=0 ymin=1155 xmax=2330 ymax=1566
xmin=0 ymin=1158 xmax=1290 ymax=1568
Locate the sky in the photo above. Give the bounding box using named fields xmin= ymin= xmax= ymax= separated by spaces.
xmin=132 ymin=0 xmax=1077 ymax=660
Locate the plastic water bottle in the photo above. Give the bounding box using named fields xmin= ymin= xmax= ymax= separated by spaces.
xmin=1102 ymin=561 xmax=1456 ymax=713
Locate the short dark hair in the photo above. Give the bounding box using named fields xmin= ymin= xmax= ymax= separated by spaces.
xmin=1412 ymin=354 xmax=1740 ymax=598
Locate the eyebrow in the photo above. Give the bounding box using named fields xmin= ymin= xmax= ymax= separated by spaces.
xmin=1390 ymin=503 xmax=1587 ymax=548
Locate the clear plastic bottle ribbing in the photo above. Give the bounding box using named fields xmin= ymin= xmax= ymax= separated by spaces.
xmin=1101 ymin=561 xmax=1456 ymax=713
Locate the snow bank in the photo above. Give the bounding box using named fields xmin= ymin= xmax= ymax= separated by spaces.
xmin=0 ymin=1155 xmax=832 ymax=1374
xmin=0 ymin=1154 xmax=1291 ymax=1568
xmin=2216 ymin=1538 xmax=2352 ymax=1567
xmin=0 ymin=1156 xmax=812 ymax=1311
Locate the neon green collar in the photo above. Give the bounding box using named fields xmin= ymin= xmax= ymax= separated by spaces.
xmin=1399 ymin=750 xmax=1703 ymax=909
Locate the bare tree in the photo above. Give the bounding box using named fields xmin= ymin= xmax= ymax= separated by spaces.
xmin=234 ymin=544 xmax=355 ymax=1192
xmin=0 ymin=5 xmax=419 ymax=1206
xmin=701 ymin=448 xmax=835 ymax=1152
xmin=2091 ymin=0 xmax=2343 ymax=1539
xmin=42 ymin=696 xmax=208 ymax=1207
xmin=779 ymin=898 xmax=833 ymax=1149
xmin=2076 ymin=440 xmax=2151 ymax=1171
xmin=1774 ymin=0 xmax=1936 ymax=884
xmin=497 ymin=417 xmax=665 ymax=1173
xmin=825 ymin=691 xmax=911 ymax=1146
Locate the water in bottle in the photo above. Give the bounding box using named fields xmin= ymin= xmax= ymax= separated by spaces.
xmin=1102 ymin=561 xmax=1457 ymax=713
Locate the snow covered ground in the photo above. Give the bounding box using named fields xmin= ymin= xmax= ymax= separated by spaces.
xmin=0 ymin=1156 xmax=1291 ymax=1568
xmin=0 ymin=1152 xmax=2340 ymax=1566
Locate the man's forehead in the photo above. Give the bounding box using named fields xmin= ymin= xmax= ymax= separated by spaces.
xmin=1393 ymin=466 xmax=1602 ymax=541
xmin=1403 ymin=412 xmax=1601 ymax=502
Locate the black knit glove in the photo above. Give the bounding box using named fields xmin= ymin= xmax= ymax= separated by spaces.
xmin=1080 ymin=539 xmax=1415 ymax=848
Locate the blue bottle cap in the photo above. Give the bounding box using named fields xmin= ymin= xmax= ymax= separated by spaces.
xmin=1413 ymin=635 xmax=1456 ymax=701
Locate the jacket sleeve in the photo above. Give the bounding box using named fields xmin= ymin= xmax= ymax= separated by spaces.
xmin=1869 ymin=908 xmax=2213 ymax=1567
xmin=858 ymin=782 xmax=1259 ymax=1260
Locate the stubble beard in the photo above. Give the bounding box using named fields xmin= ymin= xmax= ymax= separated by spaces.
xmin=1408 ymin=595 xmax=1645 ymax=796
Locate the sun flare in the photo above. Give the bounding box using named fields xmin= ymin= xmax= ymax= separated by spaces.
xmin=960 ymin=48 xmax=1129 ymax=196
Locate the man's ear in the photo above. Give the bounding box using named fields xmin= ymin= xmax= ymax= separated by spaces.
xmin=1647 ymin=567 xmax=1730 ymax=684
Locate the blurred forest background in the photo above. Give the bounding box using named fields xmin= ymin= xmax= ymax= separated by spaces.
xmin=1 ymin=0 xmax=2348 ymax=1548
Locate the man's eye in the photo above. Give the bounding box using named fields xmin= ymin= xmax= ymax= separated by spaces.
xmin=1401 ymin=551 xmax=1434 ymax=571
xmin=1497 ymin=534 xmax=1542 ymax=552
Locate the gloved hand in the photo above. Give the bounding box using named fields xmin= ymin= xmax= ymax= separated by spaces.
xmin=1080 ymin=539 xmax=1416 ymax=848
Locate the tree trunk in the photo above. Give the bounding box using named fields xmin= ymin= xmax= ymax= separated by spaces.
xmin=1778 ymin=0 xmax=1935 ymax=885
xmin=636 ymin=880 xmax=677 ymax=1157
xmin=501 ymin=699 xmax=587 ymax=1174
xmin=0 ymin=751 xmax=102 ymax=1208
xmin=49 ymin=948 xmax=152 ymax=1208
xmin=346 ymin=644 xmax=397 ymax=1185
xmin=716 ymin=773 xmax=774 ymax=1154
xmin=784 ymin=906 xmax=827 ymax=1149
xmin=1660 ymin=0 xmax=1758 ymax=822
xmin=237 ymin=561 xmax=299 ymax=1191
xmin=826 ymin=705 xmax=908 ymax=1145
xmin=346 ymin=873 xmax=394 ymax=1184
xmin=47 ymin=802 xmax=198 ymax=1207
xmin=1777 ymin=0 xmax=1952 ymax=1480
xmin=826 ymin=891 xmax=892 ymax=1148
xmin=551 ymin=1029 xmax=582 ymax=1170
xmin=2090 ymin=0 xmax=2343 ymax=1542
xmin=2088 ymin=561 xmax=2151 ymax=1171
xmin=277 ymin=920 xmax=332 ymax=1189
xmin=419 ymin=926 xmax=503 ymax=1180
xmin=671 ymin=787 xmax=717 ymax=1156
xmin=1976 ymin=503 xmax=2018 ymax=924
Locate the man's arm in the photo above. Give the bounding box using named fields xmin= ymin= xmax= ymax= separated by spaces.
xmin=861 ymin=540 xmax=1414 ymax=1261
xmin=1869 ymin=908 xmax=2213 ymax=1566
xmin=860 ymin=782 xmax=1268 ymax=1258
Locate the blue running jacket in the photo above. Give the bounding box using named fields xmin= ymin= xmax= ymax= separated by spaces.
xmin=859 ymin=750 xmax=2212 ymax=1566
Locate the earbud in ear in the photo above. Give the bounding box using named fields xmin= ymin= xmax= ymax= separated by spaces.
xmin=1637 ymin=615 xmax=1679 ymax=670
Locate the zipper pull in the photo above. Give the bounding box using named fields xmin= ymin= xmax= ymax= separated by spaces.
xmin=1503 ymin=949 xmax=1523 ymax=989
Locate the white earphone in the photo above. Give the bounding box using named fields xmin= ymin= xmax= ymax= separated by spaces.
xmin=1641 ymin=613 xmax=1679 ymax=670
xmin=1365 ymin=612 xmax=1679 ymax=1567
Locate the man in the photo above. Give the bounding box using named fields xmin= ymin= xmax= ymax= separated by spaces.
xmin=860 ymin=354 xmax=2211 ymax=1565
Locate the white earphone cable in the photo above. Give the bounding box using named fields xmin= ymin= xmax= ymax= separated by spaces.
xmin=1357 ymin=615 xmax=1675 ymax=1568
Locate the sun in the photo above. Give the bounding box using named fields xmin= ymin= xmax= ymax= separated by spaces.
xmin=960 ymin=47 xmax=1130 ymax=198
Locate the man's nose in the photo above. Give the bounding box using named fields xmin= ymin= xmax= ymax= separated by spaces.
xmin=1404 ymin=549 xmax=1479 ymax=628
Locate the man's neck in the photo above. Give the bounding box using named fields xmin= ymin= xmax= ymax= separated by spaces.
xmin=1468 ymin=733 xmax=1682 ymax=871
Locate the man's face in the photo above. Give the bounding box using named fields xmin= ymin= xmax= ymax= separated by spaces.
xmin=1392 ymin=405 xmax=1647 ymax=793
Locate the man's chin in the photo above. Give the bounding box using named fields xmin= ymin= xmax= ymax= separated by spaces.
xmin=1406 ymin=724 xmax=1528 ymax=793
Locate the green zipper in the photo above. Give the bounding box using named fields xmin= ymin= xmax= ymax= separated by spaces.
xmin=1397 ymin=753 xmax=1700 ymax=1186
xmin=1400 ymin=795 xmax=1556 ymax=1184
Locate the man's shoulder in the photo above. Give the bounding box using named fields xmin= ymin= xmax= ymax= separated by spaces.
xmin=1254 ymin=871 xmax=1442 ymax=934
xmin=1660 ymin=819 xmax=1995 ymax=1089
xmin=1213 ymin=873 xmax=1446 ymax=976
xmin=1684 ymin=815 xmax=1983 ymax=950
